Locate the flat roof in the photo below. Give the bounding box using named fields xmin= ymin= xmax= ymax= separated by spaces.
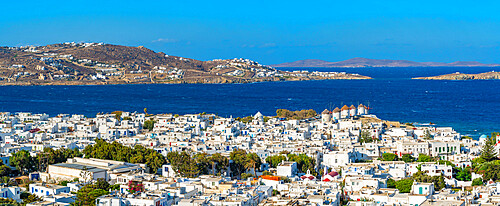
xmin=52 ymin=163 xmax=106 ymax=173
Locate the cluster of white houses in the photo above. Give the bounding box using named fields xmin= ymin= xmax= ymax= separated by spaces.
xmin=0 ymin=106 xmax=498 ymax=206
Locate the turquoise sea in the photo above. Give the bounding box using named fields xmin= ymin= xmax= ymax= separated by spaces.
xmin=0 ymin=67 xmax=498 ymax=137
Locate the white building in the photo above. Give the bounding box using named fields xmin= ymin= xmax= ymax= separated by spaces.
xmin=0 ymin=186 xmax=21 ymax=202
xmin=277 ymin=161 xmax=298 ymax=177
xmin=29 ymin=184 xmax=70 ymax=197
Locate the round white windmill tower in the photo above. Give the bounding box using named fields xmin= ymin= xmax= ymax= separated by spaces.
xmin=340 ymin=105 xmax=350 ymax=119
xmin=357 ymin=104 xmax=366 ymax=115
xmin=332 ymin=107 xmax=341 ymax=121
xmin=349 ymin=105 xmax=357 ymax=117
xmin=321 ymin=109 xmax=331 ymax=123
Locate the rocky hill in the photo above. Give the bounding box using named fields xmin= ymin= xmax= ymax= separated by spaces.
xmin=272 ymin=57 xmax=500 ymax=68
xmin=413 ymin=71 xmax=500 ymax=80
xmin=0 ymin=43 xmax=370 ymax=85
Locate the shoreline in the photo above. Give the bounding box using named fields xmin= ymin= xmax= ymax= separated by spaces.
xmin=412 ymin=71 xmax=500 ymax=80
xmin=0 ymin=76 xmax=372 ymax=86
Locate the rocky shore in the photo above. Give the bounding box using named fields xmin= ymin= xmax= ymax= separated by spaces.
xmin=413 ymin=71 xmax=500 ymax=80
xmin=0 ymin=74 xmax=371 ymax=86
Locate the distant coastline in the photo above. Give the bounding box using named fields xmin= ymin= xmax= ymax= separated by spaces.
xmin=0 ymin=43 xmax=370 ymax=86
xmin=413 ymin=71 xmax=500 ymax=80
xmin=272 ymin=58 xmax=500 ymax=68
xmin=0 ymin=75 xmax=372 ymax=86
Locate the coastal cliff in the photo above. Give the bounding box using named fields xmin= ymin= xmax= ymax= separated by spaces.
xmin=0 ymin=43 xmax=370 ymax=86
xmin=413 ymin=71 xmax=500 ymax=80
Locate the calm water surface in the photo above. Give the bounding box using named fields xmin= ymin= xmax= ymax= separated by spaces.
xmin=1 ymin=67 xmax=498 ymax=137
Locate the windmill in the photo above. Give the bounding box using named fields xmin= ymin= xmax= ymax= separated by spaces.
xmin=325 ymin=102 xmax=335 ymax=113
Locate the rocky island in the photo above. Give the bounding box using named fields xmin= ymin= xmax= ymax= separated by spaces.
xmin=0 ymin=43 xmax=370 ymax=86
xmin=413 ymin=71 xmax=500 ymax=80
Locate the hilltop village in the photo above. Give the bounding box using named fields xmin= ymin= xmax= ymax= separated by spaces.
xmin=0 ymin=43 xmax=370 ymax=85
xmin=0 ymin=105 xmax=498 ymax=206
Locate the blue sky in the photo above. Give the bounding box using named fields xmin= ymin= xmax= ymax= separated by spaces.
xmin=2 ymin=0 xmax=500 ymax=64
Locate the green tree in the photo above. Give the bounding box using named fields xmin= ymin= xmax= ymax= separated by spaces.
xmin=245 ymin=153 xmax=262 ymax=177
xmin=480 ymin=164 xmax=500 ymax=181
xmin=166 ymin=152 xmax=230 ymax=177
xmin=241 ymin=173 xmax=253 ymax=180
xmin=1 ymin=176 xmax=10 ymax=185
xmin=143 ymin=119 xmax=156 ymax=131
xmin=111 ymin=111 xmax=123 ymax=120
xmin=401 ymin=154 xmax=414 ymax=163
xmin=455 ymin=167 xmax=472 ymax=181
xmin=236 ymin=116 xmax=253 ymax=123
xmin=59 ymin=180 xmax=69 ymax=186
xmin=360 ymin=129 xmax=373 ymax=143
xmin=472 ymin=178 xmax=483 ymax=186
xmin=412 ymin=171 xmax=446 ymax=190
xmin=167 ymin=151 xmax=189 ymax=174
xmin=395 ymin=179 xmax=413 ymax=193
xmin=265 ymin=155 xmax=287 ymax=168
xmin=40 ymin=147 xmax=83 ymax=169
xmin=461 ymin=136 xmax=472 ymax=140
xmin=166 ymin=151 xmax=197 ymax=177
xmin=144 ymin=149 xmax=166 ymax=173
xmin=275 ymin=109 xmax=317 ymax=120
xmin=230 ymin=149 xmax=248 ymax=178
xmin=417 ymin=154 xmax=432 ymax=162
xmin=387 ymin=178 xmax=396 ymax=188
xmin=194 ymin=153 xmax=211 ymax=175
xmin=109 ymin=184 xmax=120 ymax=191
xmin=94 ymin=178 xmax=110 ymax=190
xmin=210 ymin=153 xmax=229 ymax=175
xmin=83 ymin=139 xmax=166 ymax=174
xmin=10 ymin=150 xmax=38 ymax=175
xmin=481 ymin=134 xmax=498 ymax=162
xmin=183 ymin=157 xmax=200 ymax=178
xmin=0 ymin=164 xmax=12 ymax=177
xmin=0 ymin=197 xmax=21 ymax=206
xmin=73 ymin=182 xmax=110 ymax=206
xmin=287 ymin=153 xmax=317 ymax=176
xmin=22 ymin=194 xmax=43 ymax=204
xmin=381 ymin=153 xmax=397 ymax=161
xmin=471 ymin=157 xmax=487 ymax=173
